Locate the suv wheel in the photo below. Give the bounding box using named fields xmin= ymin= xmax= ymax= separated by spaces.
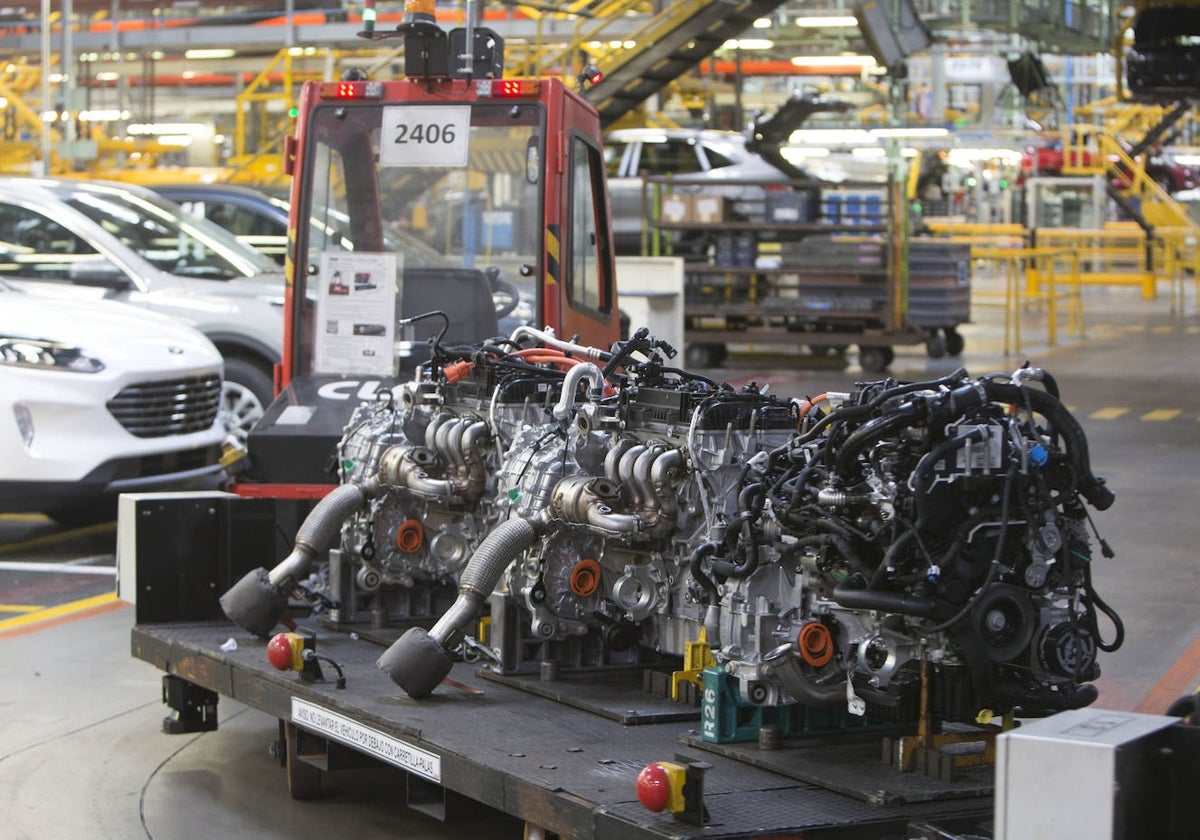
xmin=221 ymin=357 xmax=272 ymax=444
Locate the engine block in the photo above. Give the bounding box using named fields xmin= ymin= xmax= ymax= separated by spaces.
xmin=225 ymin=328 xmax=1122 ymax=724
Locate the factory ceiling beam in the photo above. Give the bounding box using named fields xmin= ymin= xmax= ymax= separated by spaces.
xmin=0 ymin=16 xmax=644 ymax=57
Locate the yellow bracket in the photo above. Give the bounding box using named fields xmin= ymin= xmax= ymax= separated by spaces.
xmin=670 ymin=627 xmax=715 ymax=700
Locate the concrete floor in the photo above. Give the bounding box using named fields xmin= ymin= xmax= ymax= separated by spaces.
xmin=1 ymin=277 xmax=1197 ymax=838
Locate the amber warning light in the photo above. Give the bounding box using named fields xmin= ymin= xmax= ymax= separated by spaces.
xmin=320 ymin=81 xmax=386 ymax=100
xmin=476 ymin=79 xmax=540 ymax=98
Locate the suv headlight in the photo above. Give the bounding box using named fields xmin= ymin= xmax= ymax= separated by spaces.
xmin=0 ymin=336 xmax=105 ymax=373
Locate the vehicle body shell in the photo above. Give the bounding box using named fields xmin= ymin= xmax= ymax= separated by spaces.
xmin=0 ymin=281 xmax=225 ymax=517
xmin=0 ymin=176 xmax=285 ymax=439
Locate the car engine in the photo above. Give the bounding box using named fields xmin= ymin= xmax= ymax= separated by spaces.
xmin=222 ymin=327 xmax=1122 ymax=724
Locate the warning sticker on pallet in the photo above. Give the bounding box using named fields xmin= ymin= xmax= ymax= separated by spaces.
xmin=292 ymin=698 xmax=441 ymax=782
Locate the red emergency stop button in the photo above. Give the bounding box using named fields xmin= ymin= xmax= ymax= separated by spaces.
xmin=267 ymin=632 xmax=301 ymax=671
xmin=636 ymin=761 xmax=686 ymax=813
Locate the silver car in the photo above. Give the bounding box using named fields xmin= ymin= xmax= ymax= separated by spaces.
xmin=604 ymin=128 xmax=799 ymax=255
xmin=0 ymin=177 xmax=284 ymax=441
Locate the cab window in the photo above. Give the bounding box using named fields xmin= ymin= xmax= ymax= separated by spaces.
xmin=567 ymin=134 xmax=611 ymax=316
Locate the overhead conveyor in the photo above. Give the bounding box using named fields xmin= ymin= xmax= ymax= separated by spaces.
xmin=514 ymin=0 xmax=792 ymax=128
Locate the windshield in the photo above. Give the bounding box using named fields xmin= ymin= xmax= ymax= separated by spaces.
xmin=66 ymin=184 xmax=277 ymax=279
xmin=293 ymin=99 xmax=544 ymax=377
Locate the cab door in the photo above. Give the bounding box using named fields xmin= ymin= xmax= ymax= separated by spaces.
xmin=545 ymin=91 xmax=619 ymax=350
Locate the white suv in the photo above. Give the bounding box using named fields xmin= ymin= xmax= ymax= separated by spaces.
xmin=0 ymin=280 xmax=225 ymax=524
xmin=0 ymin=177 xmax=285 ymax=442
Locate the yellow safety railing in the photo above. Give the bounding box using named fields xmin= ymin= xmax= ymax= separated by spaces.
xmin=1071 ymin=97 xmax=1196 ymax=146
xmin=921 ymin=221 xmax=1029 ymax=251
xmin=229 ymin=48 xmax=331 ymax=185
xmin=1031 ymin=227 xmax=1158 ymax=297
xmin=972 ymin=247 xmax=1084 ymax=355
xmin=1152 ymin=227 xmax=1200 ymax=314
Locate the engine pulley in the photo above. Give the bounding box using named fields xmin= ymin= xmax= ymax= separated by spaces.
xmin=971 ymin=584 xmax=1037 ymax=662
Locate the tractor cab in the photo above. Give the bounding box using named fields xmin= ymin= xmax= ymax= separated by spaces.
xmin=244 ymin=0 xmax=620 ymax=486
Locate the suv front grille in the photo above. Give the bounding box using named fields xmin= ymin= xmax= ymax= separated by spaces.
xmin=107 ymin=373 xmax=222 ymax=438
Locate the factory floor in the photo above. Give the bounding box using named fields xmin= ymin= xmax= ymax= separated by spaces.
xmin=1 ymin=274 xmax=1197 ymax=839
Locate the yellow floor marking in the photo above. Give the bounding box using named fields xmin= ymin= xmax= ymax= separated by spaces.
xmin=1141 ymin=409 xmax=1182 ymax=422
xmin=0 ymin=513 xmax=50 ymax=521
xmin=0 ymin=592 xmax=118 ymax=633
xmin=1151 ymin=326 xmax=1175 ymax=335
xmin=0 ymin=604 xmax=44 ymax=614
xmin=1120 ymin=325 xmax=1146 ymax=333
xmin=0 ymin=521 xmax=116 ymax=556
xmin=1089 ymin=407 xmax=1130 ymax=420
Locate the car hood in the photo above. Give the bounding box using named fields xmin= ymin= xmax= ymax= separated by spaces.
xmin=0 ymin=293 xmax=223 ymax=371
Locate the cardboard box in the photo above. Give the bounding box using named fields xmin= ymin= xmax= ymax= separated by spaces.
xmin=692 ymin=195 xmax=725 ymax=224
xmin=661 ymin=194 xmax=691 ymax=224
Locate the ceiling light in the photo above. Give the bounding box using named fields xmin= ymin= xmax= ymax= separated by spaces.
xmin=79 ymin=109 xmax=129 ymax=121
xmin=870 ymin=127 xmax=950 ymax=138
xmin=794 ymin=15 xmax=859 ymax=28
xmin=780 ymin=147 xmax=831 ymax=161
xmin=753 ymin=17 xmax=772 ymax=29
xmin=946 ymin=149 xmax=1025 ymax=165
xmin=184 ymin=49 xmax=236 ymax=60
xmin=128 ymin=122 xmax=213 ymax=136
xmin=723 ymin=38 xmax=775 ymax=51
xmin=789 ymin=128 xmax=874 ymax=145
xmin=790 ymin=55 xmax=876 ymax=69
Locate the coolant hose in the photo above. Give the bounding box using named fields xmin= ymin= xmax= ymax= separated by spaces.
xmin=219 ymin=482 xmax=372 ymax=637
xmin=552 ymin=362 xmax=604 ymax=420
xmin=377 ymin=517 xmax=541 ymax=698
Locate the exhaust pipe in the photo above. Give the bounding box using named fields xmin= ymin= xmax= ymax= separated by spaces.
xmin=378 ymin=516 xmax=542 ymax=697
xmin=219 ymin=483 xmax=373 ymax=637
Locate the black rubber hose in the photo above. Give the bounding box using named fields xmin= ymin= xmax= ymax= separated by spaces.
xmin=1038 ymin=369 xmax=1061 ymax=399
xmin=832 ymin=575 xmax=956 ymax=619
xmin=688 ymin=542 xmax=721 ymax=604
xmin=769 ymin=370 xmax=970 ymax=469
xmin=833 ymin=406 xmax=924 ymax=482
xmin=791 ymin=533 xmax=870 ymax=578
xmin=1166 ymin=694 xmax=1200 ymax=721
xmin=980 ymin=381 xmax=1114 ymax=511
xmin=868 ymin=368 xmax=969 ymax=408
xmin=711 ymin=483 xmax=766 ymax=579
